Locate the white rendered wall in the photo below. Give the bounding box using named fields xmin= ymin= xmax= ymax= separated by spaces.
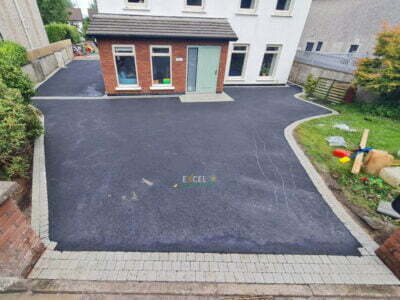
xmin=97 ymin=0 xmax=312 ymax=85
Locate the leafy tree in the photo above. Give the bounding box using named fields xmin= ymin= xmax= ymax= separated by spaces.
xmin=355 ymin=23 xmax=400 ymax=101
xmin=89 ymin=0 xmax=98 ymax=10
xmin=37 ymin=0 xmax=74 ymax=24
xmin=83 ymin=17 xmax=91 ymax=37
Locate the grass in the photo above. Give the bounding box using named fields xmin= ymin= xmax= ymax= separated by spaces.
xmin=295 ymin=96 xmax=400 ymax=226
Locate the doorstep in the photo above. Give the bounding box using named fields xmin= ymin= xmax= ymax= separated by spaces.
xmin=179 ymin=92 xmax=235 ymax=103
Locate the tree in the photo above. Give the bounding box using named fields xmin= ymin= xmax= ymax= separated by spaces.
xmin=89 ymin=0 xmax=98 ymax=10
xmin=37 ymin=0 xmax=74 ymax=25
xmin=355 ymin=23 xmax=400 ymax=101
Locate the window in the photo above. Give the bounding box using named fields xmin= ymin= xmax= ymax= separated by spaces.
xmin=305 ymin=42 xmax=314 ymax=52
xmin=151 ymin=46 xmax=172 ymax=86
xmin=349 ymin=44 xmax=359 ymax=53
xmin=259 ymin=45 xmax=281 ymax=78
xmin=276 ymin=0 xmax=292 ymax=10
xmin=186 ymin=0 xmax=202 ymax=7
xmin=228 ymin=45 xmax=249 ymax=79
xmin=240 ymin=0 xmax=256 ymax=9
xmin=126 ymin=0 xmax=147 ymax=8
xmin=238 ymin=0 xmax=258 ymax=13
xmin=113 ymin=45 xmax=139 ymax=87
xmin=315 ymin=41 xmax=323 ymax=52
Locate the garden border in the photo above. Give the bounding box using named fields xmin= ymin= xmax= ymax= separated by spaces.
xmin=28 ymin=89 xmax=399 ymax=285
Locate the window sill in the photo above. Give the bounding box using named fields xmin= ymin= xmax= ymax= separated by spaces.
xmin=257 ymin=77 xmax=278 ymax=82
xmin=226 ymin=78 xmax=245 ymax=82
xmin=271 ymin=11 xmax=293 ymax=17
xmin=150 ymin=85 xmax=175 ymax=90
xmin=236 ymin=11 xmax=258 ymax=16
xmin=124 ymin=6 xmax=150 ymax=11
xmin=116 ymin=86 xmax=142 ymax=91
xmin=182 ymin=9 xmax=206 ymax=14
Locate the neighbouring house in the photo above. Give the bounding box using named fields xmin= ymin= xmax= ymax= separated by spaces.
xmin=0 ymin=0 xmax=74 ymax=84
xmin=290 ymin=0 xmax=400 ymax=87
xmin=0 ymin=0 xmax=49 ymax=49
xmin=68 ymin=8 xmax=84 ymax=31
xmin=88 ymin=0 xmax=312 ymax=96
xmin=298 ymin=0 xmax=400 ymax=55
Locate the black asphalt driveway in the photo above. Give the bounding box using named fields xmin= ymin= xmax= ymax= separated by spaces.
xmin=36 ymin=60 xmax=105 ymax=97
xmin=34 ymin=87 xmax=361 ymax=255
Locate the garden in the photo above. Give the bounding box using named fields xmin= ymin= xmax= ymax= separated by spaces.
xmin=296 ymin=24 xmax=400 ymax=242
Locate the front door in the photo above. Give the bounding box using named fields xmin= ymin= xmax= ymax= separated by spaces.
xmin=187 ymin=46 xmax=221 ymax=94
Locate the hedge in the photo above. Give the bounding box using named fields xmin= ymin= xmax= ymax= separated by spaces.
xmin=0 ymin=80 xmax=43 ymax=179
xmin=45 ymin=23 xmax=81 ymax=44
xmin=0 ymin=60 xmax=35 ymax=103
xmin=0 ymin=40 xmax=28 ymax=67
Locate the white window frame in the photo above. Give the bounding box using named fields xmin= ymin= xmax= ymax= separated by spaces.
xmin=125 ymin=0 xmax=148 ymax=10
xmin=184 ymin=0 xmax=205 ymax=12
xmin=112 ymin=45 xmax=141 ymax=90
xmin=150 ymin=45 xmax=174 ymax=90
xmin=237 ymin=0 xmax=259 ymax=14
xmin=272 ymin=0 xmax=295 ymax=17
xmin=226 ymin=44 xmax=249 ymax=81
xmin=258 ymin=44 xmax=282 ymax=81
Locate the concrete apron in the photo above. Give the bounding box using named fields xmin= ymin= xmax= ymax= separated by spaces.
xmin=2 ymin=280 xmax=400 ymax=299
xmin=28 ymin=91 xmax=400 ymax=286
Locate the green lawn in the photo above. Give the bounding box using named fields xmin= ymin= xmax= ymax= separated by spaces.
xmin=295 ymin=97 xmax=400 ymax=225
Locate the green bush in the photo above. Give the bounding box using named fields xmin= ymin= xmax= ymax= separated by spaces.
xmin=304 ymin=74 xmax=318 ymax=97
xmin=0 ymin=41 xmax=28 ymax=67
xmin=0 ymin=96 xmax=43 ymax=179
xmin=0 ymin=60 xmax=35 ymax=103
xmin=45 ymin=23 xmax=81 ymax=44
xmin=357 ymin=102 xmax=400 ymax=121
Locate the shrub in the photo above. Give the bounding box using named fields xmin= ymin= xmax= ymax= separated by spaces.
xmin=0 ymin=97 xmax=43 ymax=179
xmin=358 ymin=102 xmax=400 ymax=121
xmin=304 ymin=74 xmax=318 ymax=97
xmin=355 ymin=23 xmax=400 ymax=101
xmin=45 ymin=23 xmax=81 ymax=44
xmin=0 ymin=41 xmax=28 ymax=67
xmin=0 ymin=60 xmax=35 ymax=103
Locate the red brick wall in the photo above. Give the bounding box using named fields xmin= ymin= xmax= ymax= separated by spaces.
xmin=97 ymin=38 xmax=229 ymax=95
xmin=0 ymin=198 xmax=45 ymax=277
xmin=376 ymin=229 xmax=400 ymax=279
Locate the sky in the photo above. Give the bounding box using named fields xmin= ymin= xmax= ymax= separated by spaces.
xmin=71 ymin=0 xmax=93 ymax=17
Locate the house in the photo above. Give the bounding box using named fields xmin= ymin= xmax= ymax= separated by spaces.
xmin=298 ymin=0 xmax=400 ymax=55
xmin=0 ymin=0 xmax=49 ymax=49
xmin=88 ymin=8 xmax=97 ymax=21
xmin=68 ymin=8 xmax=84 ymax=31
xmin=88 ymin=0 xmax=312 ymax=95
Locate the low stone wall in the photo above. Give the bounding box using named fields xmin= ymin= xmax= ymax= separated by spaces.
xmin=0 ymin=182 xmax=45 ymax=278
xmin=22 ymin=39 xmax=73 ymax=84
xmin=376 ymin=229 xmax=400 ymax=279
xmin=289 ymin=61 xmax=354 ymax=85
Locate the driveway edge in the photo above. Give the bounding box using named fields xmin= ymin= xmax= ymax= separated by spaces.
xmin=31 ymin=114 xmax=56 ymax=250
xmin=285 ymin=92 xmax=378 ymax=255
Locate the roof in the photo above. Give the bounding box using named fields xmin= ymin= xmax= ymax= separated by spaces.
xmin=87 ymin=14 xmax=238 ymax=41
xmin=68 ymin=8 xmax=83 ymax=22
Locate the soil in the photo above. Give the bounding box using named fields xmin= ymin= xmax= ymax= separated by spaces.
xmin=294 ymin=133 xmax=397 ymax=245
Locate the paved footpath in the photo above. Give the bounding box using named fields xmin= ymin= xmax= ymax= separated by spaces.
xmin=2 ymin=280 xmax=400 ymax=299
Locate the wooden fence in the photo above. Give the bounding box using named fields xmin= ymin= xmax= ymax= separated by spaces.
xmin=313 ymin=78 xmax=351 ymax=102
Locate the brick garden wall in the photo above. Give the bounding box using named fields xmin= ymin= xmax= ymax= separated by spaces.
xmin=376 ymin=229 xmax=400 ymax=279
xmin=0 ymin=184 xmax=45 ymax=278
xmin=97 ymin=38 xmax=229 ymax=95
